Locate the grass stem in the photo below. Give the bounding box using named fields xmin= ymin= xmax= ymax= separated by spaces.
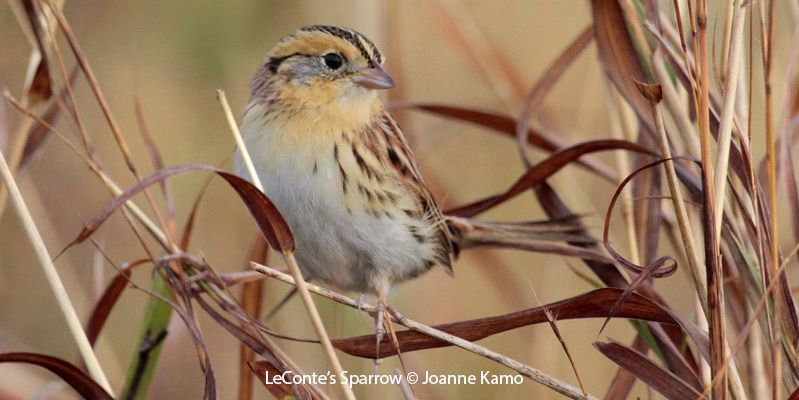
xmin=0 ymin=143 xmax=113 ymax=395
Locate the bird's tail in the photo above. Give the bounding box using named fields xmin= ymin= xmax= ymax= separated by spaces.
xmin=445 ymin=214 xmax=610 ymax=263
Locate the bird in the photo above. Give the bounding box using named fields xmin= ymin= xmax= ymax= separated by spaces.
xmin=235 ymin=25 xmax=454 ymax=356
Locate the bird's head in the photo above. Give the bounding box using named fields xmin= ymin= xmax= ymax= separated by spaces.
xmin=251 ymin=25 xmax=394 ymax=116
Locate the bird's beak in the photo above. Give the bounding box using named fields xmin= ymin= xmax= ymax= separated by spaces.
xmin=352 ymin=66 xmax=395 ymax=89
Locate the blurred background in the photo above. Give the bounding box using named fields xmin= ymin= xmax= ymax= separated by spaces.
xmin=1 ymin=1 xmax=794 ymax=399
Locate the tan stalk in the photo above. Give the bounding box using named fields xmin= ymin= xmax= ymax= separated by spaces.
xmin=762 ymin=0 xmax=782 ymax=396
xmin=651 ymin=47 xmax=700 ymax=158
xmin=697 ymin=1 xmax=727 ymax=398
xmin=701 ymin=242 xmax=799 ymax=399
xmin=712 ymin=1 xmax=747 ymax=240
xmin=735 ymin=49 xmax=749 ymax=139
xmin=217 ymin=92 xmax=355 ymax=400
xmin=671 ymin=0 xmax=699 ymax=98
xmin=605 ymin=86 xmax=641 ymax=266
xmin=720 ymin=0 xmax=736 ymax=83
xmin=747 ymin=307 xmax=769 ymax=400
xmin=0 ymin=146 xmax=113 ymax=395
xmin=635 ymin=81 xmax=706 ymax=307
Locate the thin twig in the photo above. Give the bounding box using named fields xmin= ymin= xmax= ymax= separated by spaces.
xmin=216 ymin=90 xmax=262 ymax=187
xmin=0 ymin=143 xmax=113 ymax=394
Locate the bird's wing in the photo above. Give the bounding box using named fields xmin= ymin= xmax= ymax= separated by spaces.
xmin=364 ymin=111 xmax=454 ymax=273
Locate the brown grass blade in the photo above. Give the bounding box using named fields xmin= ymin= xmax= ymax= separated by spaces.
xmin=332 ymin=288 xmax=678 ymax=358
xmin=86 ymin=259 xmax=151 ymax=345
xmin=0 ymin=352 xmax=113 ymax=400
xmin=391 ymin=102 xmax=617 ymax=181
xmin=179 ymin=175 xmax=213 ymax=251
xmin=602 ymin=335 xmax=647 ymax=400
xmin=19 ymin=0 xmax=53 ymax=103
xmin=590 ymin=0 xmax=653 ymax=132
xmin=18 ymin=67 xmax=80 ymax=171
xmin=515 ymin=25 xmax=594 ymax=167
xmin=134 ymin=94 xmax=174 ymax=225
xmin=447 ymin=139 xmax=656 ymax=217
xmin=594 ymin=340 xmax=707 ymax=400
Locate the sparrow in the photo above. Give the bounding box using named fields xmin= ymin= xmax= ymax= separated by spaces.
xmin=235 ymin=25 xmax=453 ymax=352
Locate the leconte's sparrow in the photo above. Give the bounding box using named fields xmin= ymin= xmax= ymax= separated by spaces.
xmin=236 ymin=25 xmax=453 ymax=352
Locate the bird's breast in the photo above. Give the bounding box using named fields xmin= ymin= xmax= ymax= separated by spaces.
xmin=236 ymin=103 xmax=440 ymax=292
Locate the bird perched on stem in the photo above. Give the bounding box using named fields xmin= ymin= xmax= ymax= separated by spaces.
xmin=236 ymin=25 xmax=454 ymax=356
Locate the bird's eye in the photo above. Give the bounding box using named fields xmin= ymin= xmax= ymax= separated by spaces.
xmin=322 ymin=53 xmax=344 ymax=70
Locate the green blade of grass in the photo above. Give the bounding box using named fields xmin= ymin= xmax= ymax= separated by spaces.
xmin=121 ymin=273 xmax=173 ymax=400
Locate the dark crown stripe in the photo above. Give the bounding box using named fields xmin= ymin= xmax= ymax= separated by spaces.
xmin=300 ymin=25 xmax=382 ymax=66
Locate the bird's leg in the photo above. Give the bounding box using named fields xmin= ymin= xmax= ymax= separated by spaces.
xmin=357 ymin=294 xmax=366 ymax=311
xmin=374 ymin=285 xmax=388 ymax=368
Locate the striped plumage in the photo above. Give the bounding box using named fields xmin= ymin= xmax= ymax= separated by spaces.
xmin=237 ymin=25 xmax=453 ymax=297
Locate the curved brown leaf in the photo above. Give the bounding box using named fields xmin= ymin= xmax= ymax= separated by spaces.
xmin=0 ymin=352 xmax=113 ymax=400
xmin=590 ymin=0 xmax=654 ymax=132
xmin=332 ymin=288 xmax=678 ymax=359
xmin=599 ymin=157 xmax=692 ymax=334
xmin=390 ymin=102 xmax=617 ymax=181
xmin=595 ymin=340 xmax=706 ymax=400
xmin=61 ymin=164 xmax=294 ymax=255
xmin=86 ymin=259 xmax=151 ymax=345
xmin=446 ymin=139 xmax=657 ymax=217
xmin=217 ymin=171 xmax=295 ymax=252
